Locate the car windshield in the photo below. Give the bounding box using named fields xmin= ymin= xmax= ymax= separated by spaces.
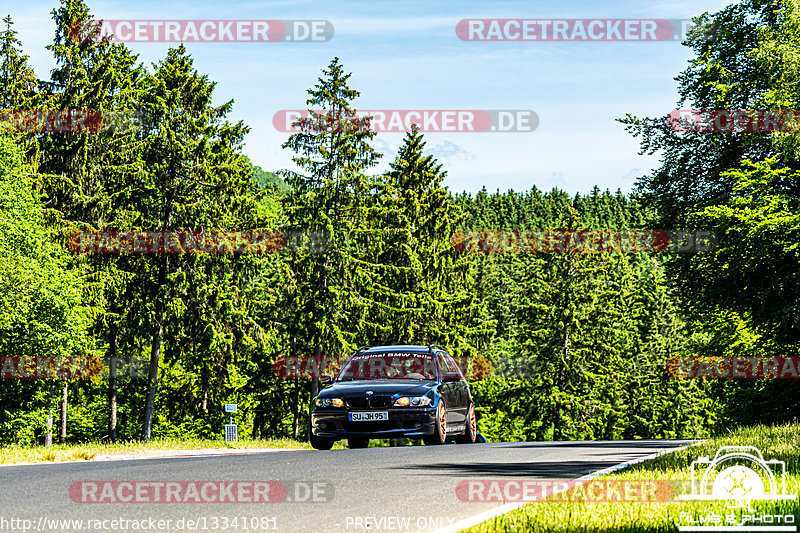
xmin=336 ymin=352 xmax=438 ymax=381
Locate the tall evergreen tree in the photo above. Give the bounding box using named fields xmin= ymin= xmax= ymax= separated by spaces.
xmin=0 ymin=15 xmax=38 ymax=109
xmin=510 ymin=207 xmax=633 ymax=440
xmin=0 ymin=15 xmax=41 ymax=161
xmin=40 ymin=0 xmax=146 ymax=441
xmin=280 ymin=58 xmax=380 ymax=408
xmin=136 ymin=45 xmax=256 ymax=441
xmin=364 ymin=126 xmax=489 ymax=355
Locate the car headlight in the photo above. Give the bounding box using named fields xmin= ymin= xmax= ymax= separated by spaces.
xmin=394 ymin=396 xmax=431 ymax=407
xmin=315 ymin=398 xmax=344 ymax=408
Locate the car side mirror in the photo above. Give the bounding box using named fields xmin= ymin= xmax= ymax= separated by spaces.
xmin=320 ymin=374 xmax=333 ymax=385
xmin=443 ymin=372 xmax=460 ymax=382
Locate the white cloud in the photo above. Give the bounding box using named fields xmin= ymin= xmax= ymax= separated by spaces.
xmin=428 ymin=140 xmax=475 ymax=166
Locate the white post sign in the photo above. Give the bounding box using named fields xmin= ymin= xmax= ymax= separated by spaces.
xmin=224 ymin=404 xmax=238 ymax=441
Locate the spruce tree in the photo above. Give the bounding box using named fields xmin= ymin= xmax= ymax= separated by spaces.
xmin=364 ymin=126 xmax=488 ymax=354
xmin=280 ymin=58 xmax=380 ymax=407
xmin=136 ymin=45 xmax=255 ymax=441
xmin=0 ymin=15 xmax=41 ymax=161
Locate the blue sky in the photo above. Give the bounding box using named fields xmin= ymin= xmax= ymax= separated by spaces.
xmin=9 ymin=0 xmax=733 ymax=194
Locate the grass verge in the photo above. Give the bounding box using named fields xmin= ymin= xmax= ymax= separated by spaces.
xmin=462 ymin=423 xmax=800 ymax=532
xmin=0 ymin=437 xmax=344 ymax=465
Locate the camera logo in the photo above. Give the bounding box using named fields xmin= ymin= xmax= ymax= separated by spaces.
xmin=679 ymin=446 xmax=794 ymax=510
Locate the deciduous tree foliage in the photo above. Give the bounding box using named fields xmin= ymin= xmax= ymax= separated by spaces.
xmin=0 ymin=132 xmax=95 ymax=444
xmin=624 ymin=0 xmax=800 ymax=430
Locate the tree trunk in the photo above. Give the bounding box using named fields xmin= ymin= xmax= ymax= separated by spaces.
xmin=201 ymin=364 xmax=209 ymax=416
xmin=59 ymin=381 xmax=68 ymax=443
xmin=554 ymin=329 xmax=569 ymax=441
xmin=311 ymin=345 xmax=321 ymax=400
xmin=141 ymin=190 xmax=174 ymax=442
xmin=108 ymin=323 xmax=118 ymax=442
xmin=141 ymin=254 xmax=168 ymax=442
xmin=304 ymin=344 xmax=322 ymax=442
xmin=44 ymin=382 xmax=54 ymax=447
xmin=553 ymin=260 xmax=573 ymax=442
xmin=291 ymin=336 xmax=299 ymax=440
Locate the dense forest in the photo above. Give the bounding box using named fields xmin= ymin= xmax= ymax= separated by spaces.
xmin=0 ymin=0 xmax=798 ymax=446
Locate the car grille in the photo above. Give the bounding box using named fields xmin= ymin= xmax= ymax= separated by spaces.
xmin=369 ymin=396 xmax=392 ymax=408
xmin=345 ymin=396 xmax=392 ymax=409
xmin=346 ymin=397 xmax=369 ymax=409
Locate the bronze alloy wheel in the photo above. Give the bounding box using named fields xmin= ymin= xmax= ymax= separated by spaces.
xmin=456 ymin=404 xmax=477 ymax=444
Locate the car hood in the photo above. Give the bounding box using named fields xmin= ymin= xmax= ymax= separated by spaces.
xmin=319 ymin=379 xmax=436 ymax=398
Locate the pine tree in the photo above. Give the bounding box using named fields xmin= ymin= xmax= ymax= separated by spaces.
xmin=365 ymin=126 xmax=488 ymax=352
xmin=32 ymin=0 xmax=147 ymax=442
xmin=135 ymin=45 xmax=256 ymax=441
xmin=512 ymin=206 xmax=631 ymax=440
xmin=0 ymin=15 xmax=38 ymax=109
xmin=0 ymin=15 xmax=41 ymax=161
xmin=280 ymin=58 xmax=380 ymax=410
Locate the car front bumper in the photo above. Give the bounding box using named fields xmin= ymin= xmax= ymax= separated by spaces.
xmin=311 ymin=408 xmax=437 ymax=439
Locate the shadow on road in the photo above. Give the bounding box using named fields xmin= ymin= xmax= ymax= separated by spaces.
xmin=396 ymin=459 xmax=623 ymax=478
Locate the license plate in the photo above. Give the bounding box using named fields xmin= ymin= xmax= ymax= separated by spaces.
xmin=349 ymin=411 xmax=388 ymax=422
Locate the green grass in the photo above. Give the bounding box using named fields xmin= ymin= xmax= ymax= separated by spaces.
xmin=0 ymin=436 xmax=338 ymax=465
xmin=462 ymin=423 xmax=800 ymax=532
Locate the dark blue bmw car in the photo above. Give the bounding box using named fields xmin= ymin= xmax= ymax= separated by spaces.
xmin=309 ymin=345 xmax=477 ymax=449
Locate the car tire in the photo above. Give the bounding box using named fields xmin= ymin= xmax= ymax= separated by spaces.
xmin=348 ymin=438 xmax=370 ymax=449
xmin=423 ymin=401 xmax=447 ymax=446
xmin=455 ymin=404 xmax=477 ymax=444
xmin=309 ymin=422 xmax=335 ymax=450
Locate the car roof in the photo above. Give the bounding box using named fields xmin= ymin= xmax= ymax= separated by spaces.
xmin=360 ymin=345 xmax=448 ymax=354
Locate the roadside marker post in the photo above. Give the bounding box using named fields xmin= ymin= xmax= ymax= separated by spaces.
xmin=224 ymin=404 xmax=238 ymax=442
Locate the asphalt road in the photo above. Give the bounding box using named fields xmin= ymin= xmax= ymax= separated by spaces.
xmin=0 ymin=440 xmax=693 ymax=533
